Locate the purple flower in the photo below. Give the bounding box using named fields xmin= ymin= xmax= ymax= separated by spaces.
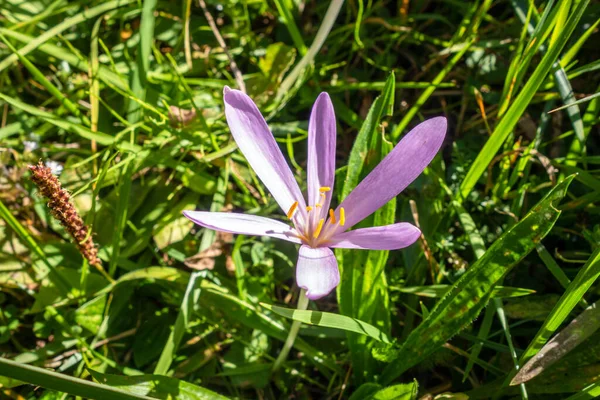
xmin=184 ymin=87 xmax=447 ymax=300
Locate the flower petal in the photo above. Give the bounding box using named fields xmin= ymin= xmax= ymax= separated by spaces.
xmin=335 ymin=117 xmax=447 ymax=230
xmin=183 ymin=211 xmax=301 ymax=244
xmin=328 ymin=222 xmax=421 ymax=250
xmin=296 ymin=245 xmax=340 ymax=300
xmin=223 ymin=87 xmax=306 ymax=218
xmin=307 ymin=92 xmax=336 ymax=215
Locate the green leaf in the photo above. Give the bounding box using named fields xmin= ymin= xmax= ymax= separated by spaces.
xmin=394 ymin=284 xmax=535 ymax=298
xmin=372 ymin=381 xmax=418 ymax=400
xmin=337 ymin=72 xmax=395 ymax=381
xmin=381 ymin=175 xmax=574 ymax=384
xmin=199 ymin=284 xmax=343 ymax=376
xmin=261 ymin=303 xmax=391 ymax=343
xmin=0 ymin=357 xmax=152 ymax=400
xmin=0 ymin=93 xmax=115 ymax=145
xmin=153 ymin=271 xmax=203 ymax=375
xmin=349 ymin=381 xmax=419 ymax=400
xmin=89 ymin=370 xmax=229 ymax=400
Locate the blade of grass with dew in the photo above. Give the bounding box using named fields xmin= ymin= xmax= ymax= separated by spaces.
xmin=458 ymin=0 xmax=589 ymax=201
xmin=381 ymin=176 xmax=574 ymax=384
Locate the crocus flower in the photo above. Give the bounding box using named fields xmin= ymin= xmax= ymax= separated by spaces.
xmin=184 ymin=87 xmax=446 ymax=300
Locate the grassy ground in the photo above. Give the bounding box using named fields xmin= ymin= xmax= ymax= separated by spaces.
xmin=0 ymin=0 xmax=599 ymax=399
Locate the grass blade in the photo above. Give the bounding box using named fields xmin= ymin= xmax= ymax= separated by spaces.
xmin=261 ymin=303 xmax=392 ymax=343
xmin=0 ymin=0 xmax=135 ymax=73
xmin=458 ymin=0 xmax=589 ymax=200
xmin=0 ymin=357 xmax=152 ymax=400
xmin=381 ymin=175 xmax=574 ymax=384
xmin=509 ymin=247 xmax=600 ymax=384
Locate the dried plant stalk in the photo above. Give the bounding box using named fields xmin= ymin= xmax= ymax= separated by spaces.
xmin=29 ymin=162 xmax=102 ymax=267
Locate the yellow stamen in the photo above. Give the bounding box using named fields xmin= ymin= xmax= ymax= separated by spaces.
xmin=340 ymin=207 xmax=346 ymax=226
xmin=313 ymin=218 xmax=325 ymax=238
xmin=306 ymin=206 xmax=313 ymax=212
xmin=329 ymin=208 xmax=336 ymax=224
xmin=319 ymin=186 xmax=331 ymax=193
xmin=315 ymin=204 xmax=322 ymax=208
xmin=286 ymin=201 xmax=299 ymax=219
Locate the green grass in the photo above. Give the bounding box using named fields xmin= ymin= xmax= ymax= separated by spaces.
xmin=0 ymin=0 xmax=599 ymax=399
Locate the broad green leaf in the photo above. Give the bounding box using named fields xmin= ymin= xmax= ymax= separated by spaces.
xmin=89 ymin=370 xmax=229 ymax=400
xmin=261 ymin=303 xmax=391 ymax=343
xmin=337 ymin=72 xmax=395 ymax=381
xmin=381 ymin=176 xmax=574 ymax=384
xmin=0 ymin=357 xmax=151 ymax=400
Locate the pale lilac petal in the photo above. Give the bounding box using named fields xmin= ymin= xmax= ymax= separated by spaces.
xmin=296 ymin=245 xmax=340 ymax=300
xmin=327 ymin=222 xmax=421 ymax=250
xmin=307 ymin=93 xmax=336 ymax=215
xmin=223 ymin=87 xmax=307 ymax=219
xmin=335 ymin=117 xmax=447 ymax=230
xmin=183 ymin=211 xmax=301 ymax=244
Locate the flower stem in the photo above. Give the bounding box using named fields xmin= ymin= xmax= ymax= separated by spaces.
xmin=272 ymin=289 xmax=309 ymax=372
